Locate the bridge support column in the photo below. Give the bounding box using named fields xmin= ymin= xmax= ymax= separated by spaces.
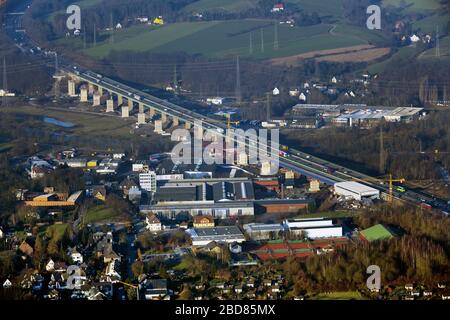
xmin=117 ymin=95 xmax=123 ymax=106
xmin=137 ymin=113 xmax=146 ymax=125
xmin=139 ymin=103 xmax=144 ymax=114
xmin=68 ymin=80 xmax=76 ymax=97
xmin=106 ymin=99 xmax=115 ymax=112
xmin=161 ymin=112 xmax=167 ymax=123
xmin=154 ymin=120 xmax=163 ymax=133
xmin=93 ymin=92 xmax=101 ymax=106
xmin=98 ymin=86 xmax=103 ymax=96
xmin=121 ymin=106 xmax=129 ymax=118
xmin=172 ymin=116 xmax=179 ymax=127
xmin=88 ymin=83 xmax=95 ymax=95
xmin=149 ymin=107 xmax=156 ymax=118
xmin=80 ymin=86 xmax=88 ymax=102
xmin=128 ymin=99 xmax=134 ymax=112
xmin=185 ymin=122 xmax=192 ymax=130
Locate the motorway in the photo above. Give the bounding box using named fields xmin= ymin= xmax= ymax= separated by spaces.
xmin=2 ymin=1 xmax=449 ymax=214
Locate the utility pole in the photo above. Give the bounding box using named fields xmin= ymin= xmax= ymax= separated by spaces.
xmin=109 ymin=13 xmax=114 ymax=44
xmin=379 ymin=124 xmax=385 ymax=174
xmin=274 ymin=21 xmax=279 ymax=51
xmin=173 ymin=64 xmax=178 ymax=93
xmin=260 ymin=28 xmax=265 ymax=53
xmin=83 ymin=24 xmax=87 ymax=49
xmin=436 ymin=26 xmax=440 ymax=58
xmin=2 ymin=57 xmax=7 ymax=107
xmin=266 ymin=92 xmax=271 ymax=122
xmin=235 ymin=56 xmax=241 ymax=105
xmin=249 ymin=32 xmax=253 ymax=55
xmin=93 ymin=23 xmax=97 ymax=46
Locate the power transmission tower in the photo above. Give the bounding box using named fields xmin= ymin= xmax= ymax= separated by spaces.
xmin=379 ymin=125 xmax=385 ymax=174
xmin=436 ymin=26 xmax=440 ymax=58
xmin=274 ymin=22 xmax=279 ymax=51
xmin=173 ymin=64 xmax=178 ymax=92
xmin=266 ymin=93 xmax=271 ymax=122
xmin=109 ymin=13 xmax=114 ymax=44
xmin=235 ymin=56 xmax=241 ymax=105
xmin=249 ymin=32 xmax=253 ymax=55
xmin=260 ymin=28 xmax=265 ymax=53
xmin=83 ymin=24 xmax=87 ymax=49
xmin=2 ymin=57 xmax=7 ymax=107
xmin=93 ymin=23 xmax=97 ymax=46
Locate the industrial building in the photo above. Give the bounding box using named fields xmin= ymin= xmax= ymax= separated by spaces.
xmin=284 ymin=218 xmax=343 ymax=239
xmin=187 ymin=226 xmax=246 ymax=246
xmin=139 ymin=171 xmax=157 ymax=192
xmin=243 ymin=223 xmax=286 ymax=240
xmin=140 ymin=201 xmax=255 ymax=220
xmin=334 ymin=181 xmax=380 ymax=201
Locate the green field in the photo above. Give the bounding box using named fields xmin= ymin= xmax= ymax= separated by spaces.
xmin=419 ymin=36 xmax=450 ymax=61
xmin=2 ymin=105 xmax=133 ymax=138
xmin=413 ymin=13 xmax=450 ymax=33
xmin=382 ymin=0 xmax=441 ymax=12
xmin=85 ymin=205 xmax=129 ymax=224
xmin=44 ymin=223 xmax=69 ymax=241
xmin=75 ymin=20 xmax=387 ymax=60
xmin=366 ymin=46 xmax=418 ymax=74
xmin=312 ymin=291 xmax=366 ymax=300
xmin=183 ymin=0 xmax=344 ymax=17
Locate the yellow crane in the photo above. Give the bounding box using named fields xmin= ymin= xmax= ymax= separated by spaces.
xmin=207 ymin=113 xmax=240 ymax=130
xmin=351 ymin=174 xmax=405 ymax=202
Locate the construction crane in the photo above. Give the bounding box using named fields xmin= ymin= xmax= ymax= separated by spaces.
xmin=351 ymin=174 xmax=405 ymax=202
xmin=207 ymin=113 xmax=240 ymax=130
xmin=118 ymin=281 xmax=140 ymax=300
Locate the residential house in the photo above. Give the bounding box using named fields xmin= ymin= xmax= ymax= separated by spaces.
xmin=46 ymin=259 xmax=55 ymax=272
xmin=146 ymin=214 xmax=162 ymax=232
xmin=272 ymin=87 xmax=280 ymax=96
xmin=3 ymin=279 xmax=12 ymax=288
xmin=140 ymin=279 xmax=169 ymax=300
xmin=271 ymin=3 xmax=285 ymax=13
xmin=19 ymin=241 xmax=34 ymax=257
xmin=31 ymin=165 xmax=53 ymax=179
xmin=69 ymin=247 xmax=84 ymax=264
xmin=92 ymin=185 xmax=107 ymax=202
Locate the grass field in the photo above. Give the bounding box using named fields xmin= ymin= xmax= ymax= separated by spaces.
xmin=366 ymin=46 xmax=418 ymax=74
xmin=75 ymin=19 xmax=388 ymax=60
xmin=418 ymin=36 xmax=450 ymax=61
xmin=413 ymin=13 xmax=450 ymax=33
xmin=183 ymin=0 xmax=344 ymax=17
xmin=382 ymin=0 xmax=441 ymax=12
xmin=1 ymin=105 xmax=133 ymax=138
xmin=85 ymin=205 xmax=129 ymax=224
xmin=44 ymin=223 xmax=69 ymax=241
xmin=312 ymin=291 xmax=366 ymax=300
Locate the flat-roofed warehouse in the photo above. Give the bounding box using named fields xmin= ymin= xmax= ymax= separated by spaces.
xmin=187 ymin=226 xmax=246 ymax=246
xmin=334 ymin=181 xmax=380 ymax=201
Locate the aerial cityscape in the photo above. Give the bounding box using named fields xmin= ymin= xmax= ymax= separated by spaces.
xmin=0 ymin=0 xmax=449 ymax=307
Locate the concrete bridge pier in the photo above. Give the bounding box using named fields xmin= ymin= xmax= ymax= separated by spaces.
xmin=88 ymin=83 xmax=95 ymax=95
xmin=137 ymin=113 xmax=146 ymax=125
xmin=161 ymin=112 xmax=167 ymax=124
xmin=149 ymin=107 xmax=156 ymax=118
xmin=80 ymin=86 xmax=88 ymax=102
xmin=121 ymin=106 xmax=129 ymax=118
xmin=98 ymin=86 xmax=104 ymax=96
xmin=68 ymin=80 xmax=76 ymax=97
xmin=128 ymin=99 xmax=134 ymax=112
xmin=106 ymin=99 xmax=115 ymax=112
xmin=139 ymin=103 xmax=145 ymax=114
xmin=172 ymin=116 xmax=179 ymax=127
xmin=117 ymin=95 xmax=123 ymax=106
xmin=185 ymin=122 xmax=192 ymax=130
xmin=93 ymin=92 xmax=101 ymax=106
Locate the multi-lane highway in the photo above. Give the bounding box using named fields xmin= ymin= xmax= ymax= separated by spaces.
xmin=2 ymin=1 xmax=449 ymax=214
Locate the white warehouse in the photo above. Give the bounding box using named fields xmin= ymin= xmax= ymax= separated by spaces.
xmin=334 ymin=181 xmax=380 ymax=201
xmin=284 ymin=218 xmax=343 ymax=239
